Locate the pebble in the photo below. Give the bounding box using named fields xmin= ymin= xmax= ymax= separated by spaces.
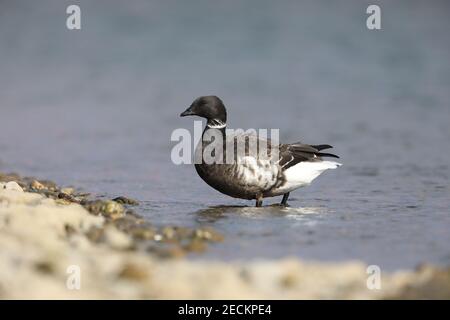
xmin=0 ymin=181 xmax=24 ymax=192
xmin=83 ymin=200 xmax=125 ymax=220
xmin=30 ymin=180 xmax=45 ymax=190
xmin=61 ymin=187 xmax=75 ymax=195
xmin=113 ymin=196 xmax=139 ymax=206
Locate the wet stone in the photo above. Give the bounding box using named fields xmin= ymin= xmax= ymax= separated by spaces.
xmin=162 ymin=226 xmax=176 ymax=240
xmin=147 ymin=243 xmax=186 ymax=259
xmin=131 ymin=227 xmax=157 ymax=240
xmin=58 ymin=192 xmax=78 ymax=203
xmin=55 ymin=199 xmax=72 ymax=206
xmin=113 ymin=196 xmax=139 ymax=206
xmin=183 ymin=238 xmax=207 ymax=253
xmin=83 ymin=200 xmax=125 ymax=220
xmin=39 ymin=180 xmax=58 ymax=191
xmin=30 ymin=180 xmax=45 ymax=190
xmin=194 ymin=227 xmax=224 ymax=242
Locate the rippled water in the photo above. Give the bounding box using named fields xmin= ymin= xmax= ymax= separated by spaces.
xmin=1 ymin=0 xmax=449 ymax=270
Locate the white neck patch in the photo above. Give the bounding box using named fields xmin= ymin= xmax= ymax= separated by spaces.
xmin=207 ymin=119 xmax=226 ymax=129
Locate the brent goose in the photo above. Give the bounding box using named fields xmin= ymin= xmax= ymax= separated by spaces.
xmin=180 ymin=96 xmax=341 ymax=207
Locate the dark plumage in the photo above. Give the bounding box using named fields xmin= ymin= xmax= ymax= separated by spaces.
xmin=181 ymin=96 xmax=341 ymax=207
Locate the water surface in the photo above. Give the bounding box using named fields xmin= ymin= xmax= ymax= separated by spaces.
xmin=1 ymin=0 xmax=449 ymax=270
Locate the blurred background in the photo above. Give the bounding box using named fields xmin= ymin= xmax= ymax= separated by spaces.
xmin=0 ymin=0 xmax=449 ymax=270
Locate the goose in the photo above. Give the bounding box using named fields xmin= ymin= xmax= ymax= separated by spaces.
xmin=180 ymin=96 xmax=341 ymax=207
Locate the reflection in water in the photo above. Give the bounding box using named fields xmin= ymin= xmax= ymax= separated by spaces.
xmin=194 ymin=205 xmax=325 ymax=223
xmin=282 ymin=207 xmax=326 ymax=222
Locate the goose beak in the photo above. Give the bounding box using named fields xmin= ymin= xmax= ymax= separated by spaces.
xmin=180 ymin=107 xmax=195 ymax=117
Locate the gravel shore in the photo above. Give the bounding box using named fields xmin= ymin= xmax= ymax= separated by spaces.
xmin=1 ymin=173 xmax=449 ymax=299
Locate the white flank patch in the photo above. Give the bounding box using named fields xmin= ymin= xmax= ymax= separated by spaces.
xmin=237 ymin=156 xmax=278 ymax=189
xmin=273 ymin=161 xmax=342 ymax=195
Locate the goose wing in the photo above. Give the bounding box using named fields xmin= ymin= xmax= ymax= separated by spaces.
xmin=278 ymin=142 xmax=339 ymax=170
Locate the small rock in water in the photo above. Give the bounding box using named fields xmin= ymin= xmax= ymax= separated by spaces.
xmin=39 ymin=180 xmax=58 ymax=191
xmin=83 ymin=200 xmax=125 ymax=220
xmin=30 ymin=180 xmax=45 ymax=190
xmin=113 ymin=196 xmax=139 ymax=206
xmin=61 ymin=187 xmax=75 ymax=195
xmin=0 ymin=181 xmax=24 ymax=192
xmin=162 ymin=226 xmax=176 ymax=240
xmin=57 ymin=192 xmax=78 ymax=203
xmin=104 ymin=201 xmax=125 ymax=217
xmin=194 ymin=227 xmax=224 ymax=242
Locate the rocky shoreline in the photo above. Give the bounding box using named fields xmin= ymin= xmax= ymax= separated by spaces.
xmin=1 ymin=172 xmax=449 ymax=299
xmin=0 ymin=172 xmax=223 ymax=258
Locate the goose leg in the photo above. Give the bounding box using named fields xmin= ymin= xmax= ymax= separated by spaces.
xmin=255 ymin=194 xmax=263 ymax=207
xmin=280 ymin=192 xmax=290 ymax=206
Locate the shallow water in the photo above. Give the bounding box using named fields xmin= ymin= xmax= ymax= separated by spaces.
xmin=1 ymin=0 xmax=450 ymax=271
